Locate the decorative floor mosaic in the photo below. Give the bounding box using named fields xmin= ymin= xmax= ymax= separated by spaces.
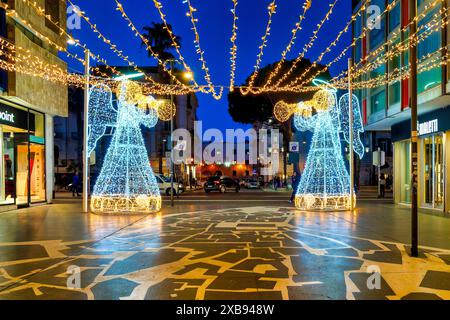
xmin=0 ymin=207 xmax=450 ymax=300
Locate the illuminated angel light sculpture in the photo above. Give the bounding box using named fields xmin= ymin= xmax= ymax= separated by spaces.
xmin=281 ymin=79 xmax=364 ymax=211
xmin=87 ymin=81 xmax=163 ymax=214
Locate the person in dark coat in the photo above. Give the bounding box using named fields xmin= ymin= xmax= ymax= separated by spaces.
xmin=290 ymin=172 xmax=300 ymax=203
xmin=72 ymin=171 xmax=81 ymax=197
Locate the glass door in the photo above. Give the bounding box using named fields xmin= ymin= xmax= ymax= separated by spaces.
xmin=424 ymin=136 xmax=433 ymax=205
xmin=29 ymin=143 xmax=46 ymax=203
xmin=400 ymin=141 xmax=411 ymax=203
xmin=16 ymin=142 xmax=29 ymax=206
xmin=422 ymin=134 xmax=444 ymax=209
xmin=1 ymin=128 xmax=15 ymax=205
xmin=434 ymin=135 xmax=444 ymax=208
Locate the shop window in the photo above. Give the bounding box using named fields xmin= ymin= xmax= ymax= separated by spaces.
xmin=0 ymin=107 xmax=46 ymax=207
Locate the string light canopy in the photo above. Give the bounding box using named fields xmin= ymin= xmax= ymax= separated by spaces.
xmin=0 ymin=0 xmax=446 ymax=97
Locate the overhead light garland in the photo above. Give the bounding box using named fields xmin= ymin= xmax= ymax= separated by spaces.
xmin=272 ymin=0 xmax=401 ymax=93
xmin=229 ymin=0 xmax=239 ymax=91
xmin=259 ymin=0 xmax=313 ymax=91
xmin=183 ymin=0 xmax=223 ymax=99
xmin=150 ymin=0 xmax=199 ymax=89
xmin=115 ymin=0 xmax=206 ymax=96
xmin=240 ymin=0 xmax=277 ymax=95
xmin=268 ymin=0 xmax=339 ymax=91
xmin=274 ymin=0 xmax=444 ymax=93
xmin=5 ymin=0 xmax=125 ymax=81
xmin=67 ymin=0 xmax=172 ymax=88
xmin=284 ymin=0 xmax=371 ymax=89
xmin=329 ymin=0 xmax=445 ymax=87
xmin=331 ymin=3 xmax=449 ymax=89
xmin=0 ymin=34 xmax=204 ymax=95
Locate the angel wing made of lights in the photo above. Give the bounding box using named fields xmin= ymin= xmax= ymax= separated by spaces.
xmin=338 ymin=93 xmax=365 ymax=159
xmin=87 ymin=84 xmax=117 ymax=157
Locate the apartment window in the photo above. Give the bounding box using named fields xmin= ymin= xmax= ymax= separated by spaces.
xmin=355 ymin=39 xmax=363 ymax=63
xmin=388 ymin=36 xmax=401 ymax=105
xmin=388 ymin=0 xmax=400 ymax=33
xmin=371 ymin=90 xmax=386 ymax=114
xmin=45 ymin=0 xmax=60 ymax=33
xmin=417 ymin=0 xmax=429 ymax=7
xmin=369 ymin=0 xmax=386 ymax=50
xmin=417 ymin=6 xmax=442 ymax=93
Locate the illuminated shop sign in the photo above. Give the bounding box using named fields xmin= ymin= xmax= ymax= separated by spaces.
xmin=392 ymin=106 xmax=450 ymax=142
xmin=0 ymin=102 xmax=34 ymax=131
xmin=418 ymin=119 xmax=439 ymax=136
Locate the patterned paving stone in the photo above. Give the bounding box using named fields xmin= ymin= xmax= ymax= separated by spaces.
xmin=0 ymin=207 xmax=449 ymax=300
xmin=420 ymin=271 xmax=450 ymax=291
xmin=105 ymin=250 xmax=189 ymax=276
xmin=0 ymin=245 xmax=48 ymax=262
xmin=91 ymin=278 xmax=139 ymax=300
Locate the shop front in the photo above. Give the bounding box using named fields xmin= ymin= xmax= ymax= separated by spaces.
xmin=392 ymin=106 xmax=450 ymax=215
xmin=0 ymin=101 xmax=46 ymax=209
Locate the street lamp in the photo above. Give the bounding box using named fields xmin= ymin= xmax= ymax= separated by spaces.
xmin=114 ymin=73 xmax=145 ymax=81
xmin=183 ymin=71 xmax=194 ymax=80
xmin=167 ymin=59 xmax=194 ymax=207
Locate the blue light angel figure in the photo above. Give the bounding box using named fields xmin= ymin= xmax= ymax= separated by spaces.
xmin=293 ymin=79 xmax=364 ymax=210
xmin=87 ymin=81 xmax=161 ymax=214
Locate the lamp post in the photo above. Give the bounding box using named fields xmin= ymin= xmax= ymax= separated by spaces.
xmin=166 ymin=60 xmax=194 ymax=207
xmin=82 ymin=49 xmax=90 ymax=213
xmin=409 ymin=0 xmax=419 ymax=257
xmin=348 ymin=58 xmax=355 ymax=211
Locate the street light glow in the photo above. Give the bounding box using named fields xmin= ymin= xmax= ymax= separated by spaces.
xmin=114 ymin=72 xmax=145 ymax=81
xmin=183 ymin=71 xmax=194 ymax=80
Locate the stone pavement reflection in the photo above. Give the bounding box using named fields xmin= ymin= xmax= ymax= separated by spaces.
xmin=0 ymin=207 xmax=450 ymax=300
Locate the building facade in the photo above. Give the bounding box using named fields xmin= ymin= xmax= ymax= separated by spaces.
xmin=353 ymin=0 xmax=450 ymax=215
xmin=0 ymin=0 xmax=68 ymax=210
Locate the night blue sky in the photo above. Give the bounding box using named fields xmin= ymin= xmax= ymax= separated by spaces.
xmin=68 ymin=0 xmax=352 ymax=132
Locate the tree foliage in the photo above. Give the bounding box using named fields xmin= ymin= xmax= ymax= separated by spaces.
xmin=141 ymin=22 xmax=181 ymax=62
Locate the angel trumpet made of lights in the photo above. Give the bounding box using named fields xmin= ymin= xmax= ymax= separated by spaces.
xmin=87 ymin=81 xmax=175 ymax=214
xmin=274 ymin=79 xmax=365 ymax=211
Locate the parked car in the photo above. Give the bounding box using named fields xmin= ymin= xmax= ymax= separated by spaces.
xmin=204 ymin=176 xmax=240 ymax=193
xmin=155 ymin=174 xmax=185 ymax=196
xmin=245 ymin=179 xmax=260 ymax=189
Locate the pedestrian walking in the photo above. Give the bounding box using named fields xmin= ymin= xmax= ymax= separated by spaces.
xmin=289 ymin=172 xmax=300 ymax=203
xmin=379 ymin=173 xmax=386 ymax=198
xmin=72 ymin=171 xmax=81 ymax=197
